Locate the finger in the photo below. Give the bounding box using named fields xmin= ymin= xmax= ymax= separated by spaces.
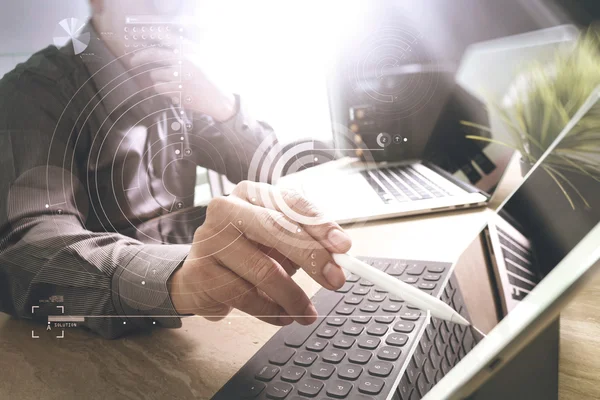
xmin=205 ymin=196 xmax=347 ymax=291
xmin=183 ymin=257 xmax=293 ymax=326
xmin=213 ymin=225 xmax=317 ymax=325
xmin=231 ymin=181 xmax=352 ymax=253
xmin=257 ymin=244 xmax=300 ymax=276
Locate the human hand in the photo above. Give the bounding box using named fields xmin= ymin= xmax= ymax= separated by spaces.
xmin=128 ymin=45 xmax=236 ymax=121
xmin=168 ymin=181 xmax=352 ymax=326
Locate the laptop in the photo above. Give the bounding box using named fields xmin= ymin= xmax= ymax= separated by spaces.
xmin=280 ymin=25 xmax=578 ymax=225
xmin=211 ymin=87 xmax=600 ymax=400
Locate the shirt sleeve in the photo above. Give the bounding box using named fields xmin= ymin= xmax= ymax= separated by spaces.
xmin=0 ymin=79 xmax=188 ymax=339
xmin=190 ymin=94 xmax=278 ymax=184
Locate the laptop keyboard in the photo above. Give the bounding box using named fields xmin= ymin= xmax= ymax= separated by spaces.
xmin=360 ymin=165 xmax=451 ymax=204
xmin=497 ymin=228 xmax=539 ymax=299
xmin=212 ymin=257 xmax=481 ymax=400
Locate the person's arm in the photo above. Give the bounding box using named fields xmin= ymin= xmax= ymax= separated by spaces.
xmin=0 ymin=84 xmax=188 ymax=339
xmin=128 ymin=48 xmax=280 ymax=184
xmin=189 ymin=95 xmax=278 ymax=184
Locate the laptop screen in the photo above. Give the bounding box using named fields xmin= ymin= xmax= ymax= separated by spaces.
xmin=422 ymin=82 xmax=515 ymax=196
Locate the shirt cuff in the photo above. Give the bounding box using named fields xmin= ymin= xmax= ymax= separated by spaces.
xmin=112 ymin=244 xmax=191 ymax=330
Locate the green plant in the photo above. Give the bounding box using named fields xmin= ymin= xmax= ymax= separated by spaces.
xmin=461 ymin=28 xmax=600 ymax=209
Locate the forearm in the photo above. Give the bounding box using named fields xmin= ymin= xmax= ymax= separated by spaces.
xmin=0 ymin=218 xmax=189 ymax=339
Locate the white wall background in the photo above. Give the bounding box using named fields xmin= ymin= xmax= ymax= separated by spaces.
xmin=0 ymin=0 xmax=90 ymax=76
xmin=0 ymin=0 xmax=340 ymax=144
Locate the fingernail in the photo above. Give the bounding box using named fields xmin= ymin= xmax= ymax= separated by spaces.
xmin=301 ymin=302 xmax=318 ymax=325
xmin=327 ymin=229 xmax=352 ymax=253
xmin=323 ymin=261 xmax=346 ymax=289
xmin=279 ymin=314 xmax=294 ymax=325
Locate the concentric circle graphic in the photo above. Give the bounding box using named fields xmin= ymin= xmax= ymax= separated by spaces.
xmin=53 ymin=18 xmax=90 ymax=55
xmin=246 ymin=126 xmax=376 ymax=242
xmin=348 ymin=24 xmax=441 ymax=121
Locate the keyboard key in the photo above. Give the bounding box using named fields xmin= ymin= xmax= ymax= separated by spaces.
xmin=316 ymin=326 xmax=338 ymax=339
xmin=351 ymin=315 xmax=371 ymax=324
xmin=344 ymin=295 xmax=363 ymax=305
xmin=368 ymin=361 xmax=393 ymax=377
xmin=346 ymin=274 xmax=360 ymax=282
xmin=400 ymin=311 xmax=421 ymax=321
xmin=406 ymin=367 xmax=419 ymax=384
xmin=427 ymin=265 xmax=445 ymax=273
xmin=450 ymin=334 xmax=460 ymax=353
xmin=423 ymin=273 xmax=441 ymax=281
xmin=269 ymin=347 xmax=296 ymax=365
xmin=240 ymin=381 xmax=265 ymax=398
xmin=441 ymin=357 xmax=451 ymax=375
xmin=368 ymin=292 xmax=386 ymax=302
xmin=322 ymin=349 xmax=346 ymax=364
xmin=446 ymin=343 xmax=455 ymax=363
xmin=353 ymin=287 xmax=370 ymax=296
xmin=367 ymin=324 xmax=388 ymax=336
xmin=342 ymin=324 xmax=364 ymax=336
xmin=326 ymin=380 xmax=352 ymax=398
xmin=398 ymin=375 xmax=412 ymax=399
xmin=424 ymin=359 xmax=436 ymax=383
xmin=294 ymin=351 xmax=318 ymax=367
xmin=358 ymin=376 xmax=385 ymax=395
xmin=360 ymin=280 xmax=374 ymax=287
xmin=375 ymin=315 xmax=395 ymax=324
xmin=327 ymin=317 xmax=346 ymax=327
xmin=360 ymin=303 xmax=379 ymax=313
xmin=417 ymin=372 xmax=430 ymax=397
xmin=357 ymin=336 xmax=380 ymax=350
xmin=348 ymin=349 xmax=372 ymax=364
xmin=393 ymin=321 xmax=415 ymax=333
xmin=283 ymin=292 xmax=343 ymax=347
xmin=297 ymin=379 xmax=324 ymax=397
xmin=406 ymin=265 xmax=425 ymax=275
xmin=336 ymin=305 xmax=355 ymax=315
xmin=382 ymin=301 xmax=402 ymax=312
xmin=255 ymin=365 xmax=279 ymax=381
xmin=425 ymin=323 xmax=436 ymax=341
xmin=336 ymin=282 xmax=354 ymax=293
xmin=434 ymin=334 xmax=445 ymax=356
xmin=374 ymin=287 xmax=388 ymax=293
xmin=333 ymin=336 xmax=355 ymax=349
xmin=421 ymin=336 xmax=434 ymax=356
xmin=306 ymin=338 xmax=328 ymax=352
xmin=412 ymin=347 xmax=426 ymax=368
xmin=265 ymin=381 xmax=293 ymax=399
xmin=338 ymin=364 xmax=362 ymax=380
xmin=385 ymin=264 xmax=406 ymax=276
xmin=377 ymin=346 xmax=400 ymax=362
xmin=389 ymin=294 xmax=404 ymax=302
xmin=281 ymin=365 xmax=306 ymax=382
xmin=310 ymin=362 xmax=335 ymax=379
xmin=454 ymin=323 xmax=465 ymax=339
xmin=401 ymin=276 xmax=419 ymax=284
xmin=386 ymin=333 xmax=409 ymax=346
xmin=418 ymin=282 xmax=437 ymax=291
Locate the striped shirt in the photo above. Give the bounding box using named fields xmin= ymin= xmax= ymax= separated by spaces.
xmin=0 ymin=22 xmax=272 ymax=338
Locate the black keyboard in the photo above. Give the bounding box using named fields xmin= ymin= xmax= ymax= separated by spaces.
xmin=212 ymin=257 xmax=480 ymax=400
xmin=360 ymin=166 xmax=451 ymax=205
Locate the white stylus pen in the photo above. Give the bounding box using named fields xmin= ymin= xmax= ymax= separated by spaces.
xmin=332 ymin=253 xmax=470 ymax=326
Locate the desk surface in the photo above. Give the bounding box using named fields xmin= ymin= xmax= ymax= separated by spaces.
xmin=1 ymin=161 xmax=599 ymax=400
